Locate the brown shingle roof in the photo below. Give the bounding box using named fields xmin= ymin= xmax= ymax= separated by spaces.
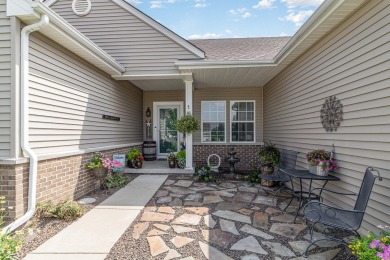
xmin=188 ymin=37 xmax=291 ymax=61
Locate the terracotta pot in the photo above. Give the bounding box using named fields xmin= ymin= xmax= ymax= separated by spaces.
xmin=93 ymin=167 xmax=108 ymax=179
xmin=260 ymin=165 xmax=275 ymax=187
xmin=168 ymin=160 xmax=176 ymax=168
xmin=136 ymin=161 xmax=143 ymax=169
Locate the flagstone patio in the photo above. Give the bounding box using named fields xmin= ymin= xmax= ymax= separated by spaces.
xmin=106 ymin=175 xmax=356 ymax=260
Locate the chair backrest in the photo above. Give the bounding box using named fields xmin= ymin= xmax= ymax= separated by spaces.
xmin=279 ymin=149 xmax=298 ymax=170
xmin=354 ymin=167 xmax=381 ymax=211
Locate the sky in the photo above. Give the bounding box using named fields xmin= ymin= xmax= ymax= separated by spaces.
xmin=125 ymin=0 xmax=325 ymax=39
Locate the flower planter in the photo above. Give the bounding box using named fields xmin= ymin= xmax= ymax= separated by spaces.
xmin=93 ymin=167 xmax=108 ymax=179
xmin=309 ymin=163 xmax=329 ymax=176
xmin=260 ymin=165 xmax=275 ymax=187
xmin=135 ymin=161 xmax=143 ymax=169
xmin=168 ymin=160 xmax=176 ymax=168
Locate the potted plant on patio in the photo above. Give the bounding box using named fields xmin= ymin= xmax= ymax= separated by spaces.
xmin=257 ymin=142 xmax=280 ymax=187
xmin=167 ymin=152 xmax=177 ymax=168
xmin=175 ymin=112 xmax=200 ymax=135
xmin=126 ymin=148 xmax=144 ymax=168
xmin=86 ymin=152 xmax=123 ymax=178
xmin=176 ymin=150 xmax=186 ymax=169
xmin=306 ymin=149 xmax=337 ymax=176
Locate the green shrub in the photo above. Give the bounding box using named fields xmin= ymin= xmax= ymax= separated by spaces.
xmin=176 ymin=150 xmax=186 ymax=168
xmin=195 ymin=166 xmax=218 ymax=183
xmin=0 ymin=196 xmax=27 ymax=260
xmin=102 ymin=174 xmax=129 ymax=190
xmin=36 ymin=200 xmax=83 ymax=221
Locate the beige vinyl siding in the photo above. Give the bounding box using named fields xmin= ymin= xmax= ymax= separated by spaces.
xmin=263 ymin=0 xmax=390 ymax=233
xmin=143 ymin=90 xmax=185 ymax=140
xmin=193 ymin=87 xmax=263 ymax=144
xmin=50 ymin=0 xmax=198 ymax=75
xmin=28 ymin=32 xmax=143 ymax=155
xmin=0 ymin=0 xmax=11 ymax=158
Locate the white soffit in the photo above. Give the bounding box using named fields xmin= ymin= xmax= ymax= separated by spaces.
xmin=11 ymin=0 xmax=125 ymax=76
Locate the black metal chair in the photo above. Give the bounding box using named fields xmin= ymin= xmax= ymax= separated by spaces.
xmin=258 ymin=149 xmax=298 ymax=201
xmin=303 ymin=167 xmax=382 ymax=256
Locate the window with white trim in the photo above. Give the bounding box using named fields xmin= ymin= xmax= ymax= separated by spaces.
xmin=202 ymin=101 xmax=226 ymax=142
xmin=231 ymin=101 xmax=255 ymax=142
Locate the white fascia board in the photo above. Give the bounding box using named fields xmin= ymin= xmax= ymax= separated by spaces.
xmin=112 ymin=74 xmax=184 ymax=80
xmin=110 ymin=0 xmax=205 ymax=59
xmin=176 ymin=60 xmax=276 ymax=70
xmin=44 ymin=0 xmax=59 ymax=7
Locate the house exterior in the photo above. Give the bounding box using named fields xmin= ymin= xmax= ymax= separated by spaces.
xmin=0 ymin=0 xmax=388 ymax=233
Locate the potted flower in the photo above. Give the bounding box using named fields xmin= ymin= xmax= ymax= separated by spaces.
xmin=167 ymin=152 xmax=176 ymax=168
xmin=86 ymin=152 xmax=123 ymax=178
xmin=257 ymin=142 xmax=280 ymax=187
xmin=175 ymin=112 xmax=200 ymax=135
xmin=306 ymin=149 xmax=337 ymax=176
xmin=126 ymin=148 xmax=144 ymax=168
xmin=176 ymin=150 xmax=186 ymax=169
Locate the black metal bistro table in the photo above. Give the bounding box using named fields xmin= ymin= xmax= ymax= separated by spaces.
xmin=280 ymin=168 xmax=340 ymax=223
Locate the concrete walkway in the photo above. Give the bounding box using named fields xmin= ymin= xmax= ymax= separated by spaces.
xmin=24 ymin=175 xmax=168 ymax=260
xmin=124 ymin=160 xmax=195 ymax=174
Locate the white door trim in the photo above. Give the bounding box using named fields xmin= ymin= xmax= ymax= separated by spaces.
xmin=153 ymin=102 xmax=184 ymax=158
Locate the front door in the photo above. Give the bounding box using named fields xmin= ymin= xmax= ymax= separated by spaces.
xmin=153 ymin=102 xmax=183 ymax=158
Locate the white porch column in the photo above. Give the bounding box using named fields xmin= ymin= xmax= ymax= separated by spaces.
xmin=184 ymin=77 xmax=193 ymax=170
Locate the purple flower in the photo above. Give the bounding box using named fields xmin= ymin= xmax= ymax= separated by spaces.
xmin=370 ymin=240 xmax=384 ymax=249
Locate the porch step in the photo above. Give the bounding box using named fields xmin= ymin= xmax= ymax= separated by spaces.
xmin=124 ymin=161 xmax=195 ymax=174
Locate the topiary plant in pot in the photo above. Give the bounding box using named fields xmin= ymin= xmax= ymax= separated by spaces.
xmin=257 ymin=142 xmax=280 ymax=187
xmin=175 ymin=113 xmax=200 ymax=135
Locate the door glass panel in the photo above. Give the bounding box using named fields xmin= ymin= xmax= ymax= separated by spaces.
xmin=159 ymin=107 xmax=178 ymax=154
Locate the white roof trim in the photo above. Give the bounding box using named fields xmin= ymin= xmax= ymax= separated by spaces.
xmin=11 ymin=0 xmax=125 ymax=76
xmin=176 ymin=60 xmax=275 ymax=69
xmin=113 ymin=74 xmax=184 ymax=80
xmin=110 ymin=0 xmax=205 ymax=59
xmin=43 ymin=0 xmax=59 ymax=6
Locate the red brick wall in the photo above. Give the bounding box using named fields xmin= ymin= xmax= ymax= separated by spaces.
xmin=193 ymin=145 xmax=263 ymax=171
xmin=0 ymin=144 xmax=141 ymax=222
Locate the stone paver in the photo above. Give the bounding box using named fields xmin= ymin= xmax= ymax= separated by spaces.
xmin=153 ymin=224 xmax=171 ymax=231
xmin=164 ymin=249 xmax=182 ymax=260
xmin=169 ymin=198 xmax=183 ymax=206
xmin=240 ymin=224 xmax=274 ymax=239
xmin=219 ymin=182 xmax=236 ymax=189
xmin=265 ymin=207 xmax=281 ymax=214
xmin=132 ymin=222 xmax=149 ymax=239
xmin=155 ymin=190 xmax=169 ymax=197
xmin=170 ymin=236 xmax=194 ymax=248
xmin=289 ymin=241 xmax=315 ymax=255
xmin=253 ymin=212 xmax=268 ymax=229
xmin=291 ymin=249 xmax=341 ymax=260
xmin=174 ymin=180 xmax=193 ymax=187
xmin=158 ymin=206 xmax=175 ymax=214
xmin=216 ymin=202 xmax=247 ymax=211
xmin=212 ymin=210 xmax=251 ymax=224
xmin=172 ymin=214 xmax=202 ymax=225
xmin=186 ymin=207 xmax=210 ymax=215
xmin=141 ymin=211 xmax=175 ymax=222
xmin=204 ymin=214 xmax=217 ymax=228
xmin=270 ymin=223 xmax=307 ymax=239
xmin=198 ymin=241 xmax=234 ymax=260
xmin=252 ymin=196 xmax=277 ymax=207
xmin=163 ymin=186 xmax=195 ymax=195
xmin=234 ymin=192 xmax=255 ymax=203
xmin=157 ymin=196 xmax=173 ymax=203
xmin=231 ymin=236 xmax=268 ymax=255
xmin=184 ymin=194 xmax=202 ymax=202
xmin=220 ymin=219 xmax=240 ymax=235
xmin=147 ymin=229 xmax=168 ymax=236
xmin=238 ymin=186 xmax=258 ymax=193
xmin=262 ymin=241 xmax=296 ymax=257
xmin=271 ymin=213 xmax=295 ymax=223
xmin=206 ymin=190 xmax=236 ymax=198
xmin=203 ymin=195 xmax=224 ymax=204
xmin=147 ymin=236 xmax=170 ymax=257
xmin=164 ymin=180 xmax=175 ymax=186
xmin=202 ymin=229 xmax=235 ymax=249
xmin=241 ymin=254 xmax=260 ymax=260
xmin=171 ymin=225 xmax=197 ymax=234
xmin=190 ymin=186 xmax=217 ymax=192
xmin=238 ymin=208 xmax=254 ymax=215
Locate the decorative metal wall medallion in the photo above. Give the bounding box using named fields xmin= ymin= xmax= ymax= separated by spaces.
xmin=320 ymin=95 xmax=343 ymax=132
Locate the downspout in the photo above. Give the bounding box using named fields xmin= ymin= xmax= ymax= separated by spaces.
xmin=2 ymin=14 xmax=49 ymax=234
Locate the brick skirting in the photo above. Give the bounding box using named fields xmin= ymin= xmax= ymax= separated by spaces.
xmin=193 ymin=145 xmax=263 ymax=171
xmin=0 ymin=144 xmax=141 ymax=222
